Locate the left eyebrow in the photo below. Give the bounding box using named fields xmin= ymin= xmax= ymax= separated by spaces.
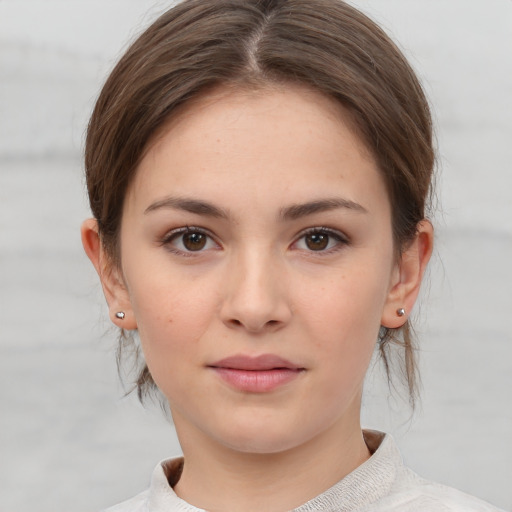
xmin=280 ymin=198 xmax=368 ymax=220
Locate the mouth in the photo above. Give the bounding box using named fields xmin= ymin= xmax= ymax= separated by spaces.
xmin=208 ymin=354 xmax=305 ymax=393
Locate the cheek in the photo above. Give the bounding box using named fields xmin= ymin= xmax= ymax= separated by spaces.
xmin=297 ymin=266 xmax=389 ymax=341
xmin=293 ymin=260 xmax=392 ymax=390
xmin=304 ymin=280 xmax=384 ymax=399
xmin=132 ymin=293 xmax=208 ymax=401
xmin=126 ymin=270 xmax=218 ymax=366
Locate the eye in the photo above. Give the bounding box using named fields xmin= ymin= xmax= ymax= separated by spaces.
xmin=293 ymin=228 xmax=348 ymax=253
xmin=162 ymin=227 xmax=219 ymax=254
xmin=182 ymin=231 xmax=209 ymax=251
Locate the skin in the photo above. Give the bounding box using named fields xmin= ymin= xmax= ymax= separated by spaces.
xmin=82 ymin=84 xmax=433 ymax=512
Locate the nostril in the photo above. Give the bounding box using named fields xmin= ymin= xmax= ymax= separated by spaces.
xmin=226 ymin=318 xmax=282 ymax=332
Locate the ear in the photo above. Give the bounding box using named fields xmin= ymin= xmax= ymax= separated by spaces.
xmin=81 ymin=218 xmax=137 ymax=330
xmin=381 ymin=220 xmax=434 ymax=328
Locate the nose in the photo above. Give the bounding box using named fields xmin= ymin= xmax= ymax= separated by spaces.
xmin=220 ymin=249 xmax=292 ymax=334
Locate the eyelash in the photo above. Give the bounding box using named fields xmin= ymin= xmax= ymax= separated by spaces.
xmin=160 ymin=226 xmax=349 ymax=256
xmin=160 ymin=226 xmax=220 ymax=257
xmin=292 ymin=227 xmax=349 ymax=254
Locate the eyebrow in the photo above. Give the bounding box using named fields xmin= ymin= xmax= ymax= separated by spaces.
xmin=144 ymin=197 xmax=229 ymax=218
xmin=280 ymin=198 xmax=368 ymax=220
xmin=144 ymin=196 xmax=367 ymax=219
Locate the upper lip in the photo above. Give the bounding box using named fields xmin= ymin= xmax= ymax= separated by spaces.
xmin=209 ymin=354 xmax=303 ymax=371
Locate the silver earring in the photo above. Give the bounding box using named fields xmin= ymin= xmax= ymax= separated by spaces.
xmin=115 ymin=311 xmax=125 ymax=320
xmin=396 ymin=308 xmax=406 ymax=317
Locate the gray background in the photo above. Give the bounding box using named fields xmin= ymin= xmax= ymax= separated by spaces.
xmin=0 ymin=1 xmax=511 ymax=511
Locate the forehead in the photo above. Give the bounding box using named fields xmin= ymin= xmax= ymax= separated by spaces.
xmin=127 ymin=84 xmax=388 ymax=217
xmin=147 ymin=83 xmax=372 ymax=162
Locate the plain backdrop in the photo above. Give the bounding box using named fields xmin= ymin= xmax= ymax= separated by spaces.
xmin=0 ymin=1 xmax=511 ymax=511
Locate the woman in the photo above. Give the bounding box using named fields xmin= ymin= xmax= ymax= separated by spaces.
xmin=81 ymin=0 xmax=504 ymax=510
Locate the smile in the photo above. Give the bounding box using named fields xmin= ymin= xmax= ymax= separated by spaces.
xmin=208 ymin=354 xmax=305 ymax=393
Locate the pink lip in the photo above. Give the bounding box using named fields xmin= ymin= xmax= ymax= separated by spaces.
xmin=208 ymin=354 xmax=305 ymax=393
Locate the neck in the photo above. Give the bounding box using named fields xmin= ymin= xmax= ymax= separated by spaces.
xmin=172 ymin=412 xmax=371 ymax=512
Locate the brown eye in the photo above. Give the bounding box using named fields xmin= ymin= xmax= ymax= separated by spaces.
xmin=182 ymin=232 xmax=207 ymax=251
xmin=163 ymin=228 xmax=218 ymax=254
xmin=305 ymin=233 xmax=329 ymax=251
xmin=293 ymin=228 xmax=347 ymax=253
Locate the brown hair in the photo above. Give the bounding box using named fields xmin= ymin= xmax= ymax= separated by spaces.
xmin=85 ymin=0 xmax=434 ymax=405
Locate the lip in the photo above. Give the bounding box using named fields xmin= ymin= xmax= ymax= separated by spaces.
xmin=208 ymin=354 xmax=305 ymax=393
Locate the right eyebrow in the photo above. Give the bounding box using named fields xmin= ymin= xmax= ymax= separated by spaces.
xmin=280 ymin=197 xmax=368 ymax=220
xmin=144 ymin=196 xmax=229 ymax=219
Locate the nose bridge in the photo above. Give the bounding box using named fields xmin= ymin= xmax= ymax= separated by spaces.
xmin=221 ymin=242 xmax=290 ymax=332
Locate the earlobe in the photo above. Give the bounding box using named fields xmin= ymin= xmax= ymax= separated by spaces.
xmin=381 ymin=220 xmax=434 ymax=329
xmin=80 ymin=218 xmax=137 ymax=330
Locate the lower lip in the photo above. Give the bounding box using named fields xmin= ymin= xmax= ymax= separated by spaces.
xmin=211 ymin=367 xmax=303 ymax=393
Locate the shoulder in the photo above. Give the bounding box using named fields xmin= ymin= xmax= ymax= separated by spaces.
xmin=359 ymin=431 xmax=505 ymax=512
xmin=100 ymin=455 xmax=192 ymax=512
xmin=377 ymin=466 xmax=506 ymax=512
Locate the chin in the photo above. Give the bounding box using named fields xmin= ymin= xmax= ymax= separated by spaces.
xmin=212 ymin=418 xmax=318 ymax=455
xmin=222 ymin=434 xmax=302 ymax=455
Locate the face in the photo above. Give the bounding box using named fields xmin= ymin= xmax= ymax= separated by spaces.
xmin=116 ymin=85 xmax=402 ymax=454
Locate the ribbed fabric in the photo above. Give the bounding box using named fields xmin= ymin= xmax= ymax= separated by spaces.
xmin=103 ymin=431 xmax=504 ymax=512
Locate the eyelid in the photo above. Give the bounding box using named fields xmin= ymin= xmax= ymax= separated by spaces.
xmin=291 ymin=226 xmax=350 ymax=252
xmin=159 ymin=225 xmax=349 ymax=255
xmin=161 ymin=225 xmax=204 ymax=241
xmin=160 ymin=226 xmax=221 ymax=255
xmin=299 ymin=226 xmax=349 ymax=241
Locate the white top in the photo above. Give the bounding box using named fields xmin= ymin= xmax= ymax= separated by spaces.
xmin=103 ymin=431 xmax=504 ymax=511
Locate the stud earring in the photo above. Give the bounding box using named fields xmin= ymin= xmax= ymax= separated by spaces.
xmin=115 ymin=311 xmax=126 ymax=320
xmin=396 ymin=308 xmax=406 ymax=317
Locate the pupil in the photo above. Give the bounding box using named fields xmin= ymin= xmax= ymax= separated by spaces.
xmin=183 ymin=232 xmax=206 ymax=251
xmin=306 ymin=233 xmax=328 ymax=250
